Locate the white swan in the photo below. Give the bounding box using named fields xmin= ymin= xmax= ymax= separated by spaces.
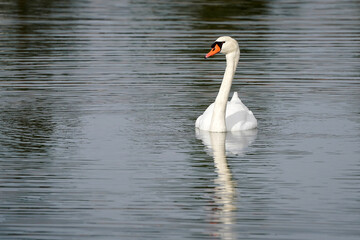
xmin=195 ymin=36 xmax=257 ymax=132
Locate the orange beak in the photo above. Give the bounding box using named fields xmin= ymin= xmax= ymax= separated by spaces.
xmin=205 ymin=44 xmax=221 ymax=59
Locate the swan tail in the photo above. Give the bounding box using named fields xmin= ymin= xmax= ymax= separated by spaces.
xmin=230 ymin=92 xmax=242 ymax=103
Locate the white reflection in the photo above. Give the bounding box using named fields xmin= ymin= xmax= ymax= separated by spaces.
xmin=196 ymin=129 xmax=257 ymax=240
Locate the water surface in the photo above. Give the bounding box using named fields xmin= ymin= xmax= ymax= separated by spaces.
xmin=1 ymin=0 xmax=360 ymax=239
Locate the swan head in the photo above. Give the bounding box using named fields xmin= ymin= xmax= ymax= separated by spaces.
xmin=205 ymin=36 xmax=239 ymax=59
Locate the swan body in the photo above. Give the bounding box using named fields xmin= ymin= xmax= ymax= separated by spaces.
xmin=196 ymin=92 xmax=257 ymax=132
xmin=195 ymin=36 xmax=257 ymax=132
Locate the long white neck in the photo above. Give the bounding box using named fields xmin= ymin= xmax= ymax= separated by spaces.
xmin=210 ymin=50 xmax=240 ymax=132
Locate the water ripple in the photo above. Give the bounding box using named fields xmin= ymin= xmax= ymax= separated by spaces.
xmin=1 ymin=0 xmax=360 ymax=239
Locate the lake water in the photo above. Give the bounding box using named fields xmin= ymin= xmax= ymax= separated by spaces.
xmin=1 ymin=0 xmax=359 ymax=239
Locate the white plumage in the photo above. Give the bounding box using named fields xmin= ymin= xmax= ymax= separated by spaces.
xmin=196 ymin=92 xmax=257 ymax=131
xmin=195 ymin=36 xmax=257 ymax=132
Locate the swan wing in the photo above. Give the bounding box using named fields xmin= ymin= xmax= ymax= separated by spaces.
xmin=225 ymin=92 xmax=257 ymax=131
xmin=195 ymin=103 xmax=214 ymax=131
xmin=196 ymin=92 xmax=257 ymax=131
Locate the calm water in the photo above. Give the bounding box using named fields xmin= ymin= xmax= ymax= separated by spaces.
xmin=1 ymin=0 xmax=360 ymax=239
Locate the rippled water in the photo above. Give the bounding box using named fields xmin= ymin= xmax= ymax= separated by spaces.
xmin=1 ymin=0 xmax=360 ymax=239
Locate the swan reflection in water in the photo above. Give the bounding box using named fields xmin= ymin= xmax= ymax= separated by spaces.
xmin=196 ymin=129 xmax=257 ymax=239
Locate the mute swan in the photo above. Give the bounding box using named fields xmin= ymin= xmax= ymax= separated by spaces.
xmin=195 ymin=36 xmax=257 ymax=132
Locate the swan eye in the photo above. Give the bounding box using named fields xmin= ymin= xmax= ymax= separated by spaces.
xmin=211 ymin=41 xmax=225 ymax=49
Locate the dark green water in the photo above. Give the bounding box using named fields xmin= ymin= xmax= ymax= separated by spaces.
xmin=1 ymin=0 xmax=359 ymax=239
